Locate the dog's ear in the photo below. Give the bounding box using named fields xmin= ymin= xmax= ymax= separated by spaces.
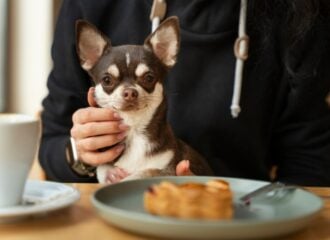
xmin=76 ymin=20 xmax=111 ymax=71
xmin=144 ymin=17 xmax=180 ymax=67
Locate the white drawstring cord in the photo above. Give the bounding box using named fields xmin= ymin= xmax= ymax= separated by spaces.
xmin=150 ymin=0 xmax=167 ymax=32
xmin=231 ymin=0 xmax=249 ymax=118
xmin=150 ymin=0 xmax=249 ymax=118
xmin=152 ymin=17 xmax=161 ymax=32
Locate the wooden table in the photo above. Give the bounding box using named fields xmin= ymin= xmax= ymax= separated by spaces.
xmin=0 ymin=184 xmax=329 ymax=240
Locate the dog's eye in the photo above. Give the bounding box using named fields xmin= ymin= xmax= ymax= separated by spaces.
xmin=144 ymin=73 xmax=155 ymax=84
xmin=102 ymin=76 xmax=113 ymax=86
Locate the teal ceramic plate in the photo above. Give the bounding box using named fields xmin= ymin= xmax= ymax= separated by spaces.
xmin=92 ymin=176 xmax=323 ymax=239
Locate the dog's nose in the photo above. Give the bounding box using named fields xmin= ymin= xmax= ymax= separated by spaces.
xmin=122 ymin=88 xmax=138 ymax=101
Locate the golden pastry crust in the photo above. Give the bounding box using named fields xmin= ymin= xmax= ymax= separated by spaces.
xmin=144 ymin=179 xmax=233 ymax=219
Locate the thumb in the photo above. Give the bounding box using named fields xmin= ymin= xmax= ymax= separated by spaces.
xmin=176 ymin=160 xmax=194 ymax=176
xmin=87 ymin=87 xmax=98 ymax=107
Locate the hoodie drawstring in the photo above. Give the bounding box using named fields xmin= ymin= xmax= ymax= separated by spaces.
xmin=231 ymin=0 xmax=249 ymax=118
xmin=150 ymin=0 xmax=249 ymax=118
xmin=150 ymin=0 xmax=167 ymax=32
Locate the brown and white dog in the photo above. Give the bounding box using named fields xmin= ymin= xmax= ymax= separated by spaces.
xmin=76 ymin=17 xmax=213 ymax=183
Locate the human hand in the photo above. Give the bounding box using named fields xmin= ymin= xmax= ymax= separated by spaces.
xmin=70 ymin=87 xmax=129 ymax=166
xmin=176 ymin=160 xmax=195 ymax=176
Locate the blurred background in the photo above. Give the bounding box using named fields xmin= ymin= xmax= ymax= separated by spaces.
xmin=0 ymin=0 xmax=62 ymax=116
xmin=0 ymin=0 xmax=63 ymax=179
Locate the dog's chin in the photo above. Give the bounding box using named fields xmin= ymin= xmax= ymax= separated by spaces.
xmin=113 ymin=103 xmax=147 ymax=112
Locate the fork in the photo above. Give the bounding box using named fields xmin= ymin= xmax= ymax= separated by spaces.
xmin=239 ymin=182 xmax=299 ymax=206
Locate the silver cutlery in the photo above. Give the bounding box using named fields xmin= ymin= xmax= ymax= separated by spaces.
xmin=239 ymin=182 xmax=299 ymax=206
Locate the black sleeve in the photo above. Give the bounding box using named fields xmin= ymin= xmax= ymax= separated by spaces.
xmin=273 ymin=19 xmax=330 ymax=186
xmin=39 ymin=0 xmax=96 ymax=182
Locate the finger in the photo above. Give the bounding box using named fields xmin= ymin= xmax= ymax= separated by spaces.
xmin=72 ymin=107 xmax=122 ymax=124
xmin=176 ymin=160 xmax=195 ymax=176
xmin=80 ymin=143 xmax=125 ymax=166
xmin=88 ymin=87 xmax=98 ymax=107
xmin=77 ymin=133 xmax=127 ymax=151
xmin=71 ymin=121 xmax=129 ymax=139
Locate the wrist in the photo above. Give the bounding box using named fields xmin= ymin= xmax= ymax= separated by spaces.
xmin=66 ymin=137 xmax=96 ymax=177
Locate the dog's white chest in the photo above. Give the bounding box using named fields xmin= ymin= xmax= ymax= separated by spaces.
xmin=115 ymin=130 xmax=173 ymax=173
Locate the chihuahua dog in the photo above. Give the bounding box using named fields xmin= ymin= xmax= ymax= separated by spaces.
xmin=76 ymin=17 xmax=213 ymax=183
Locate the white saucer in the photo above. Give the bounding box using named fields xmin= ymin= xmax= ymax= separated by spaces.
xmin=0 ymin=180 xmax=80 ymax=223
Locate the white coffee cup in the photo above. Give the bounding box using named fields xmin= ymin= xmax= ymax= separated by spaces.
xmin=0 ymin=113 xmax=40 ymax=207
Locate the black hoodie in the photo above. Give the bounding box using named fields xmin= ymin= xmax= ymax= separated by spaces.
xmin=39 ymin=0 xmax=330 ymax=186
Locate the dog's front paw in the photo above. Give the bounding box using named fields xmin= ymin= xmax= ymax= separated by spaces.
xmin=123 ymin=168 xmax=163 ymax=182
xmin=105 ymin=167 xmax=129 ymax=184
xmin=96 ymin=164 xmax=129 ymax=184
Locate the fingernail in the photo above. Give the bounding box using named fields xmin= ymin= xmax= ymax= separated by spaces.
xmin=118 ymin=122 xmax=130 ymax=130
xmin=184 ymin=160 xmax=190 ymax=170
xmin=117 ymin=132 xmax=127 ymax=140
xmin=115 ymin=144 xmax=125 ymax=153
xmin=113 ymin=112 xmax=122 ymax=120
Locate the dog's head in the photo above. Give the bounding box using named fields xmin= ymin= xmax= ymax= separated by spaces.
xmin=76 ymin=17 xmax=180 ymax=112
